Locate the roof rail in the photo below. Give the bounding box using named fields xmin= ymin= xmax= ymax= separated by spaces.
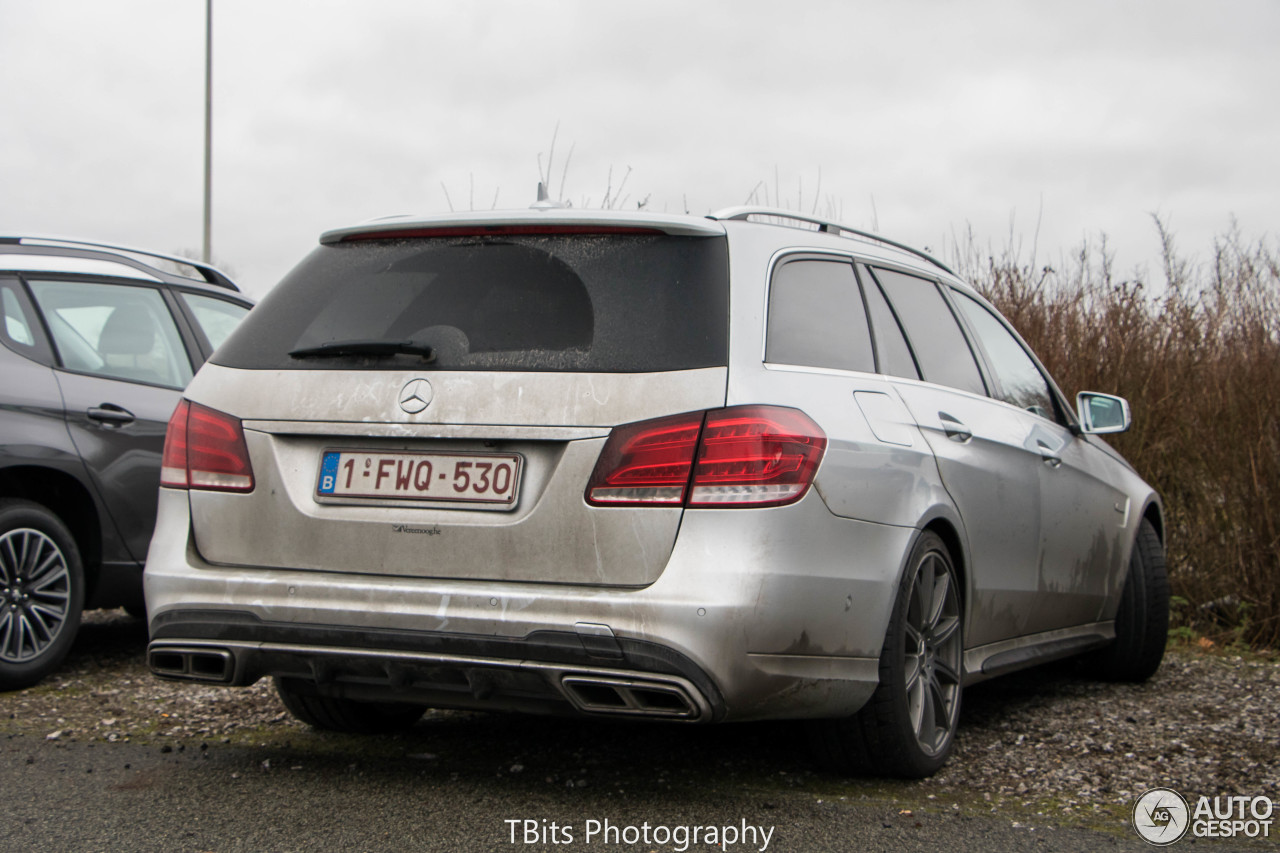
xmin=707 ymin=207 xmax=955 ymax=276
xmin=0 ymin=236 xmax=239 ymax=291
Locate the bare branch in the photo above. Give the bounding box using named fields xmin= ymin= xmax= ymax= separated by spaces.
xmin=558 ymin=142 xmax=575 ymax=201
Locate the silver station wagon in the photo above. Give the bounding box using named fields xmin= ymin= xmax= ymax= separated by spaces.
xmin=144 ymin=206 xmax=1167 ymax=777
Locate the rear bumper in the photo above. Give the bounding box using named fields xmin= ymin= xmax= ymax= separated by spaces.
xmin=145 ymin=487 xmax=913 ymax=722
xmin=148 ymin=619 xmax=718 ymax=721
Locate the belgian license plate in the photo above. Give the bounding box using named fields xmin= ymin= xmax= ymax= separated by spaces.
xmin=316 ymin=450 xmax=522 ymax=506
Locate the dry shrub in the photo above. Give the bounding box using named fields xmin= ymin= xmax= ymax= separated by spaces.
xmin=957 ymin=220 xmax=1280 ymax=646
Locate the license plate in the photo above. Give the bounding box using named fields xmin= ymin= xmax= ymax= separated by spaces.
xmin=316 ymin=450 xmax=522 ymax=506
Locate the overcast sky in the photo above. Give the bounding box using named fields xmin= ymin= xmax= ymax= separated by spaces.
xmin=2 ymin=0 xmax=1276 ymax=297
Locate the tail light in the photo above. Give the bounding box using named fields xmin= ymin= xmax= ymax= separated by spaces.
xmin=160 ymin=400 xmax=255 ymax=492
xmin=586 ymin=406 xmax=825 ymax=508
xmin=584 ymin=412 xmax=704 ymax=505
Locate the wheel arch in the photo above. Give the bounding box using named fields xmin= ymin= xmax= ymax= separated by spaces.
xmin=920 ymin=516 xmax=968 ymax=616
xmin=1140 ymin=498 xmax=1165 ymax=547
xmin=0 ymin=465 xmax=104 ymax=592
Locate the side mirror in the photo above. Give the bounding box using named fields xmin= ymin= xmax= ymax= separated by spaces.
xmin=1075 ymin=392 xmax=1131 ymax=434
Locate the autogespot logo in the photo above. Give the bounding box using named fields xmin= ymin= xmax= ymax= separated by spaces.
xmin=1133 ymin=788 xmax=1190 ymax=846
xmin=1133 ymin=788 xmax=1276 ymax=844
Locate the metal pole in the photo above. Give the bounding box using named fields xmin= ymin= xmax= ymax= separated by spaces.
xmin=202 ymin=0 xmax=213 ymax=264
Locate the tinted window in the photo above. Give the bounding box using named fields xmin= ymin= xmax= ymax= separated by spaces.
xmin=214 ymin=234 xmax=729 ymax=373
xmin=871 ymin=268 xmax=985 ymax=395
xmin=951 ymin=290 xmax=1061 ymax=423
xmin=858 ymin=264 xmax=920 ymax=380
xmin=766 ymin=258 xmax=874 ymax=373
xmin=27 ymin=279 xmax=193 ymax=387
xmin=180 ymin=292 xmax=250 ymax=351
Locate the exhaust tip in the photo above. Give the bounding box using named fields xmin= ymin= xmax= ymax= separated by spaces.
xmin=148 ymin=646 xmax=234 ymax=683
xmin=560 ymin=676 xmax=700 ymax=720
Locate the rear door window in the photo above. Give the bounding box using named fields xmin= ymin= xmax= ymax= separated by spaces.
xmin=870 ymin=267 xmax=986 ymax=396
xmin=765 ymin=258 xmax=874 ymax=373
xmin=213 ymin=234 xmax=729 ymax=373
xmin=857 ymin=264 xmax=920 ymax=380
xmin=27 ymin=278 xmax=194 ymax=388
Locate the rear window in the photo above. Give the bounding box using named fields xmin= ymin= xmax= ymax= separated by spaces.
xmin=213 ymin=234 xmax=729 ymax=373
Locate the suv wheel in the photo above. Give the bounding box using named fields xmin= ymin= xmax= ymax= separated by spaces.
xmin=813 ymin=530 xmax=963 ymax=778
xmin=1085 ymin=518 xmax=1168 ymax=682
xmin=274 ymin=677 xmax=426 ymax=734
xmin=0 ymin=499 xmax=85 ymax=690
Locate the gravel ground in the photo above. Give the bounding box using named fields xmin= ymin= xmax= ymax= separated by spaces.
xmin=4 ymin=609 xmax=1277 ymax=821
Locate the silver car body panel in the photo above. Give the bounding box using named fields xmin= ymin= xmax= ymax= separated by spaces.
xmin=184 ymin=364 xmax=727 ymax=587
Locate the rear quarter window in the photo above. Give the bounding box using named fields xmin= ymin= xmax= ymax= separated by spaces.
xmin=765 ymin=257 xmax=874 ymax=373
xmin=0 ymin=280 xmax=54 ymax=363
xmin=214 ymin=234 xmax=729 ymax=373
xmin=179 ymin=292 xmax=251 ymax=351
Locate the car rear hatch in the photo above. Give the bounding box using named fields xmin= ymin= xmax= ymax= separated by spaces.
xmin=176 ymin=214 xmax=731 ymax=588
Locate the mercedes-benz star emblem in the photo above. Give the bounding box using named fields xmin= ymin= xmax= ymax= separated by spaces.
xmin=398 ymin=378 xmax=434 ymax=414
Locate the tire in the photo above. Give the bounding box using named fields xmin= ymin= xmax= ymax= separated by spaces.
xmin=812 ymin=530 xmax=963 ymax=778
xmin=0 ymin=499 xmax=85 ymax=691
xmin=275 ymin=677 xmax=426 ymax=734
xmin=1086 ymin=518 xmax=1168 ymax=682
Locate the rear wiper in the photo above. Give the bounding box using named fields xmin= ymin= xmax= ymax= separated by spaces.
xmin=288 ymin=340 xmax=436 ymax=362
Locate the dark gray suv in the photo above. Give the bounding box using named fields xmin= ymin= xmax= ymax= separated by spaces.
xmin=0 ymin=237 xmax=251 ymax=689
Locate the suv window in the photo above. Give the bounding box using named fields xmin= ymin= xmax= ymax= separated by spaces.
xmin=0 ymin=280 xmax=54 ymax=362
xmin=765 ymin=258 xmax=874 ymax=373
xmin=870 ymin=267 xmax=986 ymax=396
xmin=857 ymin=264 xmax=920 ymax=380
xmin=951 ymin=290 xmax=1062 ymax=423
xmin=179 ymin=292 xmax=251 ymax=351
xmin=214 ymin=235 xmax=729 ymax=373
xmin=27 ymin=278 xmax=194 ymax=387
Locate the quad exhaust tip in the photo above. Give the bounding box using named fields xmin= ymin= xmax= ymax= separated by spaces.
xmin=148 ymin=646 xmax=234 ymax=683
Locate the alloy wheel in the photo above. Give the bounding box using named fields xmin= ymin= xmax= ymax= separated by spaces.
xmin=0 ymin=528 xmax=72 ymax=663
xmin=902 ymin=548 xmax=962 ymax=756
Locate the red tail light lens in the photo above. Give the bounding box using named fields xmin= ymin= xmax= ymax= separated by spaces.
xmin=584 ymin=411 xmax=704 ymax=505
xmin=689 ymin=406 xmax=826 ymax=507
xmin=159 ymin=399 xmax=191 ymax=488
xmin=160 ymin=400 xmax=255 ymax=492
xmin=585 ymin=406 xmax=825 ymax=508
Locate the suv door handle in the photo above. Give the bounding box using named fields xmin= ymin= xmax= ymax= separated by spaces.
xmin=938 ymin=412 xmax=972 ymax=443
xmin=87 ymin=404 xmax=136 ymax=427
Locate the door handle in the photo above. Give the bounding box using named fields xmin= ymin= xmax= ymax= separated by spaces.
xmin=87 ymin=404 xmax=136 ymax=427
xmin=938 ymin=412 xmax=972 ymax=443
xmin=1036 ymin=440 xmax=1062 ymax=468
